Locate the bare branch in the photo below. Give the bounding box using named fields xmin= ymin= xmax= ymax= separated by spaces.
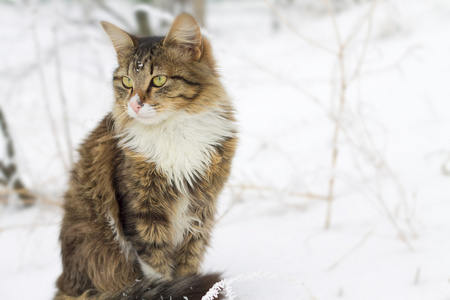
xmin=31 ymin=11 xmax=68 ymax=171
xmin=228 ymin=184 xmax=328 ymax=200
xmin=264 ymin=0 xmax=337 ymax=55
xmin=53 ymin=4 xmax=74 ymax=167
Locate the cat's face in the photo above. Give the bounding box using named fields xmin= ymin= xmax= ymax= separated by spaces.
xmin=102 ymin=14 xmax=221 ymax=127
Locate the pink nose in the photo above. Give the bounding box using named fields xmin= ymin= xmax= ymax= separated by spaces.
xmin=129 ymin=96 xmax=142 ymax=114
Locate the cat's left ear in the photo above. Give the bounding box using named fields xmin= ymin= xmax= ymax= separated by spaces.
xmin=164 ymin=13 xmax=202 ymax=61
xmin=101 ymin=21 xmax=138 ymax=62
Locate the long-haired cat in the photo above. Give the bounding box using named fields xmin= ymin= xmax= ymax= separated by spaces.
xmin=54 ymin=13 xmax=237 ymax=300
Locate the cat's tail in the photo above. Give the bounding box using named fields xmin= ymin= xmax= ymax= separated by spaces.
xmin=108 ymin=273 xmax=221 ymax=300
xmin=54 ymin=273 xmax=221 ymax=300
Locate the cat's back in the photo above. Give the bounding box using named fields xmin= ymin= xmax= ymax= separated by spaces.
xmin=64 ymin=114 xmax=122 ymax=215
xmin=77 ymin=114 xmax=118 ymax=165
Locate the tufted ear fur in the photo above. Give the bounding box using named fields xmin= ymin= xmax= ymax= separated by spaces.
xmin=101 ymin=21 xmax=138 ymax=62
xmin=164 ymin=13 xmax=202 ymax=61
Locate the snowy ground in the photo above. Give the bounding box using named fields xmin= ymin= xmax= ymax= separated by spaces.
xmin=1 ymin=0 xmax=450 ymax=299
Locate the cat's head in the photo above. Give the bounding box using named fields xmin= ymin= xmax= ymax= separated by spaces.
xmin=102 ymin=14 xmax=225 ymax=127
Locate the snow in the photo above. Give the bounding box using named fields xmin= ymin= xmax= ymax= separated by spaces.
xmin=1 ymin=0 xmax=450 ymax=299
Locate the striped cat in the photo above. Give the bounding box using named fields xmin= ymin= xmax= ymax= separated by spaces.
xmin=54 ymin=13 xmax=237 ymax=300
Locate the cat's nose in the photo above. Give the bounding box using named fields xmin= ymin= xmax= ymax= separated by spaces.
xmin=129 ymin=94 xmax=143 ymax=114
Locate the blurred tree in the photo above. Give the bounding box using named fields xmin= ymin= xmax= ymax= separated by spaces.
xmin=150 ymin=0 xmax=206 ymax=27
xmin=0 ymin=107 xmax=35 ymax=206
xmin=95 ymin=0 xmax=133 ymax=29
xmin=134 ymin=0 xmax=206 ymax=36
xmin=136 ymin=9 xmax=153 ymax=35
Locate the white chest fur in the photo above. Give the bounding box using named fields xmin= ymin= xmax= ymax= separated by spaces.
xmin=171 ymin=195 xmax=201 ymax=247
xmin=117 ymin=109 xmax=236 ymax=191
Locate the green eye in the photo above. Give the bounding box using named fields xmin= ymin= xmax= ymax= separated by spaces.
xmin=152 ymin=75 xmax=167 ymax=87
xmin=122 ymin=76 xmax=133 ymax=89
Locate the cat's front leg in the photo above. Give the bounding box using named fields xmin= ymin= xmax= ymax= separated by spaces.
xmin=173 ymin=223 xmax=212 ymax=277
xmin=133 ymin=218 xmax=175 ymax=281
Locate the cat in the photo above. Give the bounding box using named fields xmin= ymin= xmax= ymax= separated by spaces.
xmin=54 ymin=13 xmax=237 ymax=300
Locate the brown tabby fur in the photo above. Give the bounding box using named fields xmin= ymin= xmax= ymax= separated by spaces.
xmin=54 ymin=14 xmax=237 ymax=300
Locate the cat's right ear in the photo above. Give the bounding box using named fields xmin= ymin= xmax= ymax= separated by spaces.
xmin=101 ymin=21 xmax=137 ymax=62
xmin=163 ymin=14 xmax=202 ymax=61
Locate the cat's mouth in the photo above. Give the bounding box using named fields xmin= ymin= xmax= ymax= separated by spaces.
xmin=127 ymin=103 xmax=157 ymax=119
xmin=127 ymin=95 xmax=158 ymax=123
